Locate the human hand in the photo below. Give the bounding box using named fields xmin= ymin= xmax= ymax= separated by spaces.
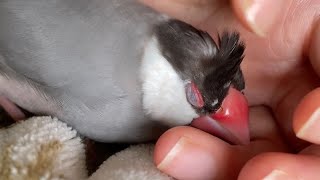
xmin=139 ymin=0 xmax=320 ymax=179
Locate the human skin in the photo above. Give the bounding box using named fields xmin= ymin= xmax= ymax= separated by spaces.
xmin=140 ymin=0 xmax=320 ymax=179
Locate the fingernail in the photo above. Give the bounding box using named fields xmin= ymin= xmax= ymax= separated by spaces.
xmin=157 ymin=137 xmax=184 ymax=170
xmin=157 ymin=137 xmax=216 ymax=180
xmin=239 ymin=0 xmax=284 ymax=37
xmin=263 ymin=170 xmax=298 ymax=180
xmin=296 ymin=107 xmax=320 ymax=144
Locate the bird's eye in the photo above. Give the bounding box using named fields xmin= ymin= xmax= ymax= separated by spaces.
xmin=185 ymin=81 xmax=204 ymax=108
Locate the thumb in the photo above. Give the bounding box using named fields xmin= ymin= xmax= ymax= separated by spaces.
xmin=139 ymin=0 xmax=286 ymax=36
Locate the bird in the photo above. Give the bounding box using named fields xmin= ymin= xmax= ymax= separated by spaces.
xmin=0 ymin=0 xmax=249 ymax=144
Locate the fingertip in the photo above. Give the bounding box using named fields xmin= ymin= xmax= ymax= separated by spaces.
xmin=231 ymin=0 xmax=256 ymax=34
xmin=231 ymin=0 xmax=286 ymax=37
xmin=154 ymin=126 xmax=231 ymax=166
xmin=154 ymin=125 xmax=289 ymax=179
xmin=239 ymin=153 xmax=300 ymax=180
xmin=239 ymin=152 xmax=320 ymax=180
xmin=153 ymin=126 xmax=186 ymax=166
xmin=154 ymin=126 xmax=240 ymax=180
xmin=293 ymin=88 xmax=320 ymax=144
xmin=239 ymin=153 xmax=277 ymax=180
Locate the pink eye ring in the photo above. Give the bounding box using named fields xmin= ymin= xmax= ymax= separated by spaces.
xmin=185 ymin=81 xmax=204 ymax=108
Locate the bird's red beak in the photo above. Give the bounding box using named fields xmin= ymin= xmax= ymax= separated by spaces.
xmin=191 ymin=87 xmax=250 ymax=145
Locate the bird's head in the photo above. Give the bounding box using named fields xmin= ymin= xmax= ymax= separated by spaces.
xmin=141 ymin=19 xmax=249 ymax=145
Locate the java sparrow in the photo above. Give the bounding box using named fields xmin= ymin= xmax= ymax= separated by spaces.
xmin=0 ymin=0 xmax=249 ymax=144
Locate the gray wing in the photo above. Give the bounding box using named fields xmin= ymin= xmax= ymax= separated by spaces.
xmin=0 ymin=0 xmax=167 ymax=142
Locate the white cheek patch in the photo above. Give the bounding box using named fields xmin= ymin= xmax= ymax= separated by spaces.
xmin=223 ymin=81 xmax=231 ymax=89
xmin=140 ymin=37 xmax=198 ymax=126
xmin=211 ymin=98 xmax=219 ymax=107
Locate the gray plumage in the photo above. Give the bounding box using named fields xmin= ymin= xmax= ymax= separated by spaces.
xmin=0 ymin=0 xmax=169 ymax=142
xmin=0 ymin=0 xmax=245 ymax=142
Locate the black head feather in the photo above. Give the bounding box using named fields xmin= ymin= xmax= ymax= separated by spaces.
xmin=154 ymin=19 xmax=245 ymax=114
xmin=202 ymin=32 xmax=245 ymax=112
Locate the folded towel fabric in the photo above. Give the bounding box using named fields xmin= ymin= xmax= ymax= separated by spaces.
xmin=89 ymin=144 xmax=172 ymax=180
xmin=0 ymin=116 xmax=87 ymax=180
xmin=0 ymin=116 xmax=172 ymax=180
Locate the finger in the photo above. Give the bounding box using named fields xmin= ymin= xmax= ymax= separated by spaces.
xmin=238 ymin=152 xmax=320 ymax=180
xmin=293 ymin=88 xmax=320 ymax=144
xmin=154 ymin=127 xmax=242 ymax=180
xmin=231 ymin=0 xmax=286 ymax=37
xmin=292 ymin=19 xmax=320 ymax=145
xmin=239 ymin=144 xmax=320 ymax=180
xmin=154 ymin=106 xmax=287 ymax=180
xmin=265 ymin=7 xmax=320 ymax=151
xmin=272 ymin=74 xmax=317 ymax=150
xmin=138 ymin=0 xmax=230 ymax=25
xmin=309 ymin=18 xmax=320 ymax=76
xmin=300 ymin=145 xmax=320 ymax=156
xmin=139 ymin=0 xmax=287 ymax=37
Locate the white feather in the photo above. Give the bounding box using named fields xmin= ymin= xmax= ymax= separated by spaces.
xmin=140 ymin=37 xmax=198 ymax=126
